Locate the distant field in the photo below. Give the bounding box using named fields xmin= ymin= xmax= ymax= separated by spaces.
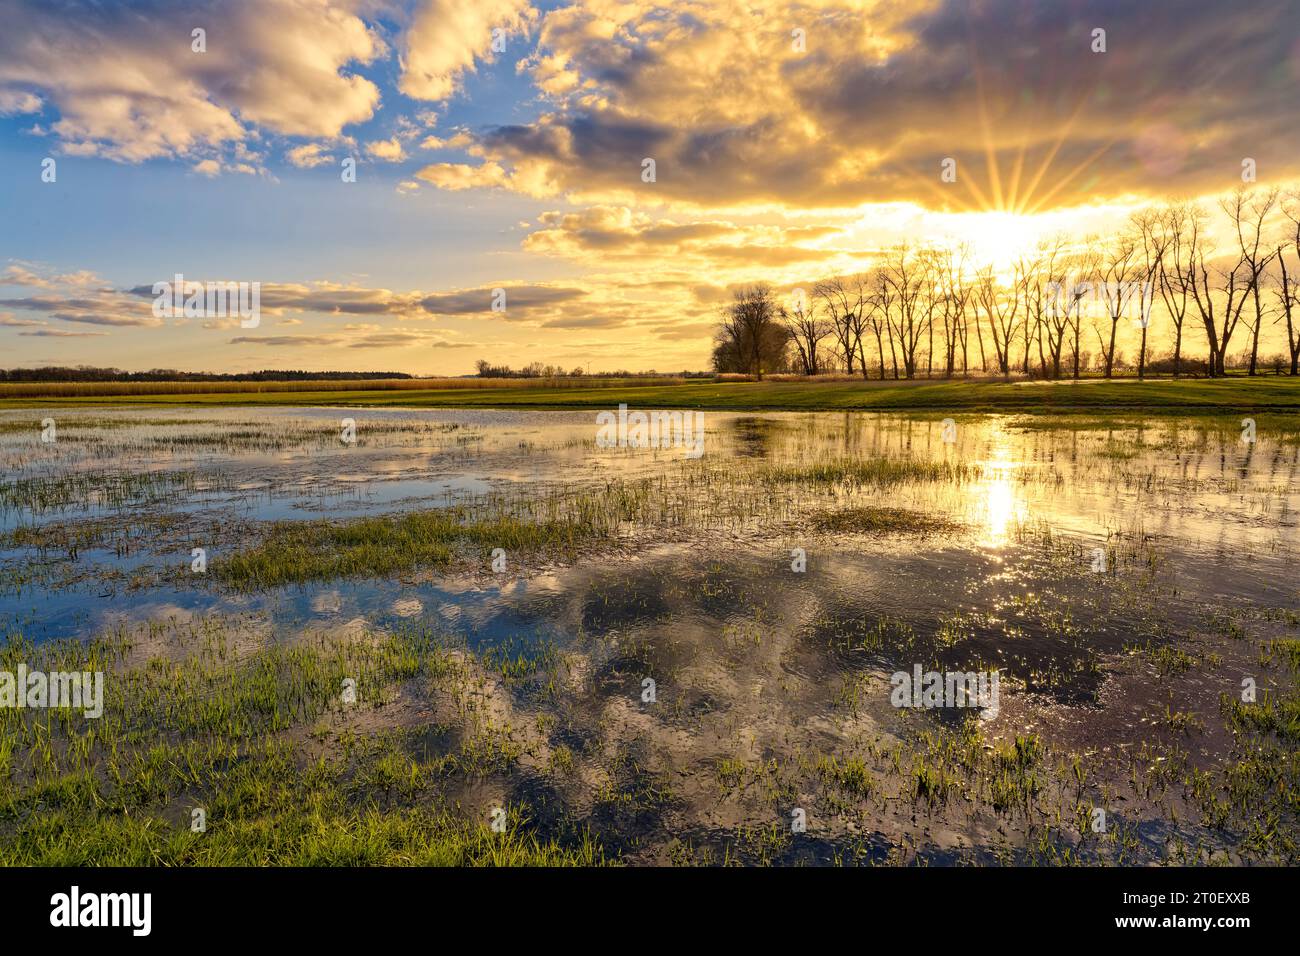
xmin=0 ymin=375 xmax=687 ymax=398
xmin=3 ymin=376 xmax=1300 ymax=414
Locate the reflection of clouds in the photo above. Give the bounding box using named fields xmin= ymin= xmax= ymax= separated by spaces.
xmin=311 ymin=591 xmax=342 ymax=614
xmin=392 ymin=597 xmax=422 ymax=618
xmin=337 ymin=617 xmax=371 ymax=640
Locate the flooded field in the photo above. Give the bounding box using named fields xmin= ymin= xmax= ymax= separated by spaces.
xmin=1 ymin=406 xmax=1297 ymax=865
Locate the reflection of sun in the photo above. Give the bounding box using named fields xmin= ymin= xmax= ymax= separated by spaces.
xmin=983 ymin=474 xmax=1016 ymax=547
xmin=979 ymin=437 xmax=1027 ymax=548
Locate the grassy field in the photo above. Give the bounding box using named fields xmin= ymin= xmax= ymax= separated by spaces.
xmin=5 ymin=376 xmax=1300 ymax=414
xmin=0 ymin=623 xmax=606 ymax=865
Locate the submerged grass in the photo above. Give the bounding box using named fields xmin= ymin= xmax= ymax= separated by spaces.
xmin=809 ymin=506 xmax=959 ymax=535
xmin=214 ymin=509 xmax=603 ymax=589
xmin=762 ymin=457 xmax=977 ymax=487
xmin=0 ymin=469 xmax=222 ymax=514
xmin=0 ymin=621 xmax=606 ymax=865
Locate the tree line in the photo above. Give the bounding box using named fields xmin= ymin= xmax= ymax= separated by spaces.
xmin=713 ymin=187 xmax=1300 ymax=380
xmin=474 ymin=360 xmax=711 ymax=379
xmin=0 ymin=366 xmax=412 ymax=382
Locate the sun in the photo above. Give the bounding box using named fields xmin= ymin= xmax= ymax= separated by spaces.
xmin=946 ymin=210 xmax=1047 ymax=274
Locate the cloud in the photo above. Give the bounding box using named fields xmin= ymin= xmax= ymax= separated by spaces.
xmin=417 ymin=284 xmax=586 ymax=316
xmin=0 ymin=0 xmax=382 ymax=164
xmin=399 ymin=0 xmax=536 ymax=102
xmin=228 ymin=334 xmax=343 ymax=346
xmin=286 ymin=143 xmax=336 ymax=168
xmin=0 ymin=297 xmax=163 ymax=326
xmin=416 ymin=0 xmax=1300 ymax=212
xmin=414 ymin=161 xmax=509 ymax=190
xmin=347 ymin=332 xmax=476 ymax=348
xmin=419 ymin=130 xmax=473 ymax=150
xmin=0 ymin=89 xmax=41 ymax=116
xmin=651 ymin=321 xmax=716 ymax=341
xmin=1 ymin=264 xmax=162 ymax=327
xmin=366 ymin=137 xmax=407 ymax=162
xmin=522 ymin=205 xmax=847 ymax=267
xmin=0 ymin=312 xmax=45 ymax=327
xmin=2 ymin=264 xmax=105 ymax=290
xmin=538 ymin=314 xmax=628 ymax=330
xmin=1 ymin=258 xmax=720 ymax=370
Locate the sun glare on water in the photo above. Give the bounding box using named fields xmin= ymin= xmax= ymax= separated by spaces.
xmin=977 ymin=435 xmax=1028 ymax=549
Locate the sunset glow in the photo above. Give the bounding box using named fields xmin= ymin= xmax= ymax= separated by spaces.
xmin=1 ymin=1 xmax=1298 ymax=375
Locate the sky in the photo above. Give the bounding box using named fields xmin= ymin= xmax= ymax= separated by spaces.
xmin=1 ymin=0 xmax=1298 ymax=375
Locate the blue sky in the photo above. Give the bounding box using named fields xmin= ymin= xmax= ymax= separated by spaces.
xmin=0 ymin=4 xmax=583 ymax=372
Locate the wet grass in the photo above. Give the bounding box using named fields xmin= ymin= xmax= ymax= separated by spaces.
xmin=0 ymin=620 xmax=605 ymax=865
xmin=809 ymin=506 xmax=959 ymax=535
xmin=214 ymin=510 xmax=604 ymax=589
xmin=763 ymin=457 xmax=978 ymax=487
xmin=0 ymin=470 xmax=222 ymax=514
xmin=0 ymin=407 xmax=1296 ymax=865
xmin=3 ymin=589 xmax=1296 ymax=864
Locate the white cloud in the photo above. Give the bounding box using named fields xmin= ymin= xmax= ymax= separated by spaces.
xmin=366 ymin=137 xmax=407 ymax=162
xmin=0 ymin=0 xmax=382 ymax=164
xmin=399 ymin=0 xmax=535 ymax=102
xmin=0 ymin=89 xmax=42 ymax=116
xmin=286 ymin=143 xmax=336 ymax=168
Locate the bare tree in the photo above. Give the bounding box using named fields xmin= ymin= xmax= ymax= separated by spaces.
xmin=1222 ymin=187 xmax=1280 ymax=376
xmin=1170 ymin=204 xmax=1229 ymax=377
xmin=814 ymin=276 xmax=865 ymax=375
xmin=1131 ymin=209 xmax=1172 ymax=380
xmin=1155 ymin=203 xmax=1195 ymax=377
xmin=881 ymin=245 xmax=933 ymax=379
xmin=718 ymin=284 xmax=783 ymax=378
xmin=1037 ymin=236 xmax=1077 ymax=379
xmin=975 ymin=264 xmax=1022 ymax=376
xmin=780 ymin=288 xmax=830 ymax=375
xmin=1022 ymin=239 xmax=1068 ymax=378
xmin=1063 ymin=241 xmax=1101 ymax=379
xmin=1276 ymin=192 xmax=1300 ymax=375
xmin=847 ymin=274 xmax=882 ymax=378
xmin=1181 ymin=201 xmax=1252 ymax=378
xmin=1093 ymin=232 xmax=1142 ymax=378
xmin=936 ymin=245 xmax=973 ymax=377
xmin=862 ymin=268 xmax=892 ymax=379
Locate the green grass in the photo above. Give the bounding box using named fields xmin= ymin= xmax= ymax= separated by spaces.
xmin=771 ymin=458 xmax=976 ymax=487
xmin=214 ymin=509 xmax=603 ymax=588
xmin=0 ymin=622 xmax=606 ymax=866
xmin=7 ymin=376 xmax=1300 ymax=414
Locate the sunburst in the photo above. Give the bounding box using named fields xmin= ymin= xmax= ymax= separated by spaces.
xmin=875 ymin=20 xmax=1122 ymax=270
